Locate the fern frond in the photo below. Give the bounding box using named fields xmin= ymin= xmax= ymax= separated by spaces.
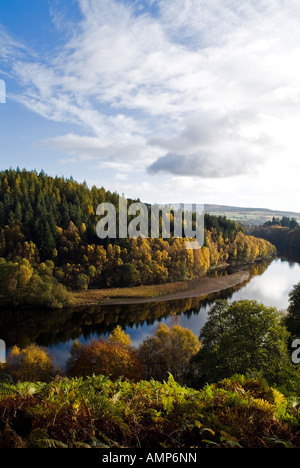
xmin=0 ymin=375 xmax=20 ymax=397
xmin=26 ymin=428 xmax=68 ymax=448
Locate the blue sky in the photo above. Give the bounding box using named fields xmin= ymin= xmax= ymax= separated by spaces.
xmin=1 ymin=0 xmax=300 ymax=212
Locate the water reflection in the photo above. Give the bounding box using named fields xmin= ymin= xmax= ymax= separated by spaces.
xmin=178 ymin=257 xmax=300 ymax=340
xmin=1 ymin=257 xmax=299 ymax=368
xmin=223 ymin=257 xmax=300 ymax=310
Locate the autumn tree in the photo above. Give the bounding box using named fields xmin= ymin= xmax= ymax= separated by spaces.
xmin=66 ymin=336 xmax=144 ymax=381
xmin=138 ymin=323 xmax=201 ymax=384
xmin=5 ymin=344 xmax=59 ymax=382
xmin=0 ymin=168 xmax=277 ymax=295
xmin=108 ymin=325 xmax=132 ymax=346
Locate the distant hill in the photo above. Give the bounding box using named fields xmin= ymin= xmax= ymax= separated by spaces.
xmin=204 ymin=204 xmax=300 ymax=226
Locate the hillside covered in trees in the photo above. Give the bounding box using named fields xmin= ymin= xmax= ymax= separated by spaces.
xmin=249 ymin=217 xmax=300 ymax=260
xmin=0 ymin=169 xmax=276 ymax=308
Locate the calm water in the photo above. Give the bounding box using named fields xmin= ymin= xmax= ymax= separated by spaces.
xmin=1 ymin=256 xmax=300 ymax=368
xmin=179 ymin=257 xmax=300 ymax=340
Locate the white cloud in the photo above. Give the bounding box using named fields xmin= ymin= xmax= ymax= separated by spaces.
xmin=115 ymin=173 xmax=128 ymax=181
xmin=0 ymin=27 xmax=27 ymax=61
xmin=39 ymin=132 xmax=161 ymax=166
xmin=148 ymin=110 xmax=276 ymax=177
xmin=59 ymin=157 xmax=76 ymax=165
xmin=4 ymin=0 xmax=300 ymax=209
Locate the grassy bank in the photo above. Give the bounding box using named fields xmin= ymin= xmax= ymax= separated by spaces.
xmin=71 ymin=270 xmax=250 ymax=306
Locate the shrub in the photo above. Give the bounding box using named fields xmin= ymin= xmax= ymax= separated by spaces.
xmin=66 ymin=338 xmax=144 ymax=381
xmin=5 ymin=344 xmax=59 ymax=382
xmin=138 ymin=323 xmax=201 ymax=384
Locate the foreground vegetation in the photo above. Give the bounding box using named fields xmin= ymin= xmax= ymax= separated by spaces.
xmin=0 ymin=373 xmax=298 ymax=449
xmin=1 ymin=292 xmax=300 ymax=448
xmin=0 ymin=169 xmax=276 ymax=308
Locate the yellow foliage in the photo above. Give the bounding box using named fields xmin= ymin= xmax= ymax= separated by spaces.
xmin=6 ymin=344 xmax=57 ymax=382
xmin=108 ymin=325 xmax=132 ymax=346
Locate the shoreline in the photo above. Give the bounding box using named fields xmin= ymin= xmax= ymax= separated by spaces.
xmin=71 ymin=270 xmax=250 ymax=306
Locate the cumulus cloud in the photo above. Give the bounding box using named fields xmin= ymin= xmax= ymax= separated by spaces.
xmin=148 ymin=110 xmax=274 ymax=177
xmin=4 ymin=0 xmax=300 ymax=181
xmin=147 ymin=152 xmax=258 ymax=178
xmin=147 ymin=144 xmax=268 ymax=178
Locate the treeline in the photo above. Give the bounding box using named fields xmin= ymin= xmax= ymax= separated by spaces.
xmin=0 ymin=169 xmax=276 ymax=307
xmin=250 ymin=223 xmax=300 ymax=258
xmin=249 ymin=216 xmax=300 ymax=255
xmin=264 ymin=216 xmax=299 ymax=229
xmin=1 ymin=294 xmax=300 ymax=448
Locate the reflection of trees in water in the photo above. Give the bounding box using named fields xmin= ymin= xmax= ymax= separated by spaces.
xmin=0 ymin=300 xmax=204 ymax=349
xmin=245 ymin=258 xmax=272 ymax=277
xmin=0 ymin=258 xmax=271 ymax=350
xmin=207 ymin=258 xmax=271 ymax=278
xmin=277 ymin=248 xmax=300 ymax=264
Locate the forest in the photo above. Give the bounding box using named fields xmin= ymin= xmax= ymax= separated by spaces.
xmin=0 ymin=168 xmax=299 ymax=449
xmin=0 ymin=169 xmax=276 ymax=308
xmin=249 ymin=217 xmax=300 ymax=259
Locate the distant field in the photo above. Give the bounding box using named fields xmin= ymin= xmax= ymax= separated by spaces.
xmin=205 ymin=204 xmax=300 ymax=226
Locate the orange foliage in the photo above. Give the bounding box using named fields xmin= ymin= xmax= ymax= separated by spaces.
xmin=66 ymin=339 xmax=144 ymax=381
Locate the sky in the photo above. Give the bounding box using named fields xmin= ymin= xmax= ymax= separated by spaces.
xmin=1 ymin=0 xmax=300 ymax=212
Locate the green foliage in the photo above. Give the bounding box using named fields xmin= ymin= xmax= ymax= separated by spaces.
xmin=0 ymin=374 xmax=20 ymax=397
xmin=138 ymin=322 xmax=201 ymax=384
xmin=264 ymin=216 xmax=299 ymax=229
xmin=0 ymin=374 xmax=298 ymax=448
xmin=285 ymin=282 xmax=300 ymax=344
xmin=190 ymin=299 xmax=297 ymax=388
xmin=0 ymin=257 xmax=73 ymax=308
xmin=0 ymin=308 xmax=299 ymax=449
xmin=0 ymin=169 xmax=276 ymax=307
